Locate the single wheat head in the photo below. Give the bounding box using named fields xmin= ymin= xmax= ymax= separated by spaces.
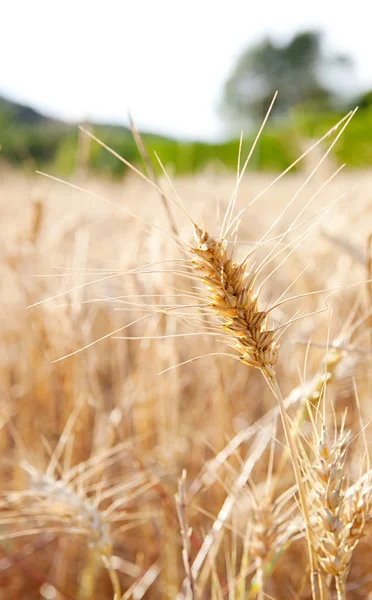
xmin=299 ymin=422 xmax=372 ymax=599
xmin=190 ymin=225 xmax=280 ymax=378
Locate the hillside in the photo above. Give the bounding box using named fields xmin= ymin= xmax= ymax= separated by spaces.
xmin=1 ymin=94 xmax=372 ymax=176
xmin=0 ymin=95 xmax=303 ymax=175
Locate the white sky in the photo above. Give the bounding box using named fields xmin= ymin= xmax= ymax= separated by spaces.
xmin=1 ymin=0 xmax=371 ymax=140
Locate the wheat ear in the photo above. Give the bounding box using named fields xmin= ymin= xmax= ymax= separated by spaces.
xmin=300 ymin=422 xmax=372 ymax=600
xmin=2 ymin=460 xmax=121 ymax=598
xmin=189 ymin=223 xmax=322 ymax=598
xmin=190 ymin=225 xmax=280 ymax=378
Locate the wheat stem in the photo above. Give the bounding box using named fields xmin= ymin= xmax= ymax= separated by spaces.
xmin=335 ymin=574 xmax=347 ymax=600
xmin=102 ymin=554 xmax=122 ymax=600
xmin=267 ymin=374 xmax=322 ymax=600
xmin=253 ymin=557 xmax=264 ymax=600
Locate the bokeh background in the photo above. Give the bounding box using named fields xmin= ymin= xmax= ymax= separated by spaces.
xmin=2 ymin=3 xmax=372 ymax=600
xmin=1 ymin=0 xmax=372 ymax=176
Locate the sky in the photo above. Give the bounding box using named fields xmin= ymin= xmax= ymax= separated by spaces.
xmin=1 ymin=0 xmax=371 ymax=140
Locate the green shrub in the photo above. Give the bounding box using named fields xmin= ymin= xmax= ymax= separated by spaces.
xmin=294 ymin=107 xmax=372 ymax=167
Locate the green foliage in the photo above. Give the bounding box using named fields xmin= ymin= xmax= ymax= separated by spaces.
xmin=144 ymin=131 xmax=299 ymax=176
xmin=0 ymin=96 xmax=46 ymax=125
xmin=53 ymin=131 xmax=79 ymax=174
xmin=88 ymin=128 xmax=138 ymax=177
xmin=354 ymin=89 xmax=372 ymax=110
xmin=2 ymin=93 xmax=371 ymax=178
xmin=0 ymin=95 xmax=301 ymax=177
xmin=294 ymin=107 xmax=372 ymax=167
xmin=222 ymin=31 xmax=352 ymax=123
xmin=0 ymin=123 xmax=67 ymax=171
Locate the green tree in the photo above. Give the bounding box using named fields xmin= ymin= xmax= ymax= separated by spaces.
xmin=354 ymin=89 xmax=372 ymax=110
xmin=222 ymin=31 xmax=352 ymax=123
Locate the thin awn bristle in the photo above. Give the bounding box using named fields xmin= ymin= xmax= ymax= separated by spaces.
xmin=221 ymin=92 xmax=278 ymax=239
xmin=224 ymin=109 xmax=356 ymax=238
xmin=300 ymin=422 xmax=372 ymax=598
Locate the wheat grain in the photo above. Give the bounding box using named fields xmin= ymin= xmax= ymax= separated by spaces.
xmin=189 ymin=225 xmax=280 ymax=378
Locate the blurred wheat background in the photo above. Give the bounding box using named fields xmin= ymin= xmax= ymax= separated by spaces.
xmin=1 ymin=133 xmax=372 ymax=598
xmin=2 ymin=3 xmax=372 ymax=599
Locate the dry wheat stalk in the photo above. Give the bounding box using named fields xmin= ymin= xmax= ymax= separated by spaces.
xmin=247 ymin=485 xmax=299 ymax=599
xmin=185 ymin=212 xmax=367 ymax=600
xmin=5 ymin=461 xmax=113 ymax=554
xmin=2 ymin=461 xmax=121 ymax=598
xmin=305 ymin=343 xmax=346 ymax=408
xmin=175 ymin=471 xmax=197 ymax=600
xmin=0 ymin=440 xmax=152 ymax=600
xmin=187 ymin=331 xmax=359 ymax=502
xmin=301 ymin=424 xmax=372 ymax=599
xmin=188 ymin=221 xmax=323 ymax=598
xmin=273 ymin=339 xmax=347 ymax=489
xmin=24 ymin=107 xmax=363 ymax=599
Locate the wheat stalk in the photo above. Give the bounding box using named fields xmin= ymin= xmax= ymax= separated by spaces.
xmin=187 ymin=215 xmax=325 ymax=596
xmin=299 ymin=419 xmax=372 ymax=599
xmin=16 ymin=105 xmax=365 ymax=599
xmin=2 ymin=459 xmax=121 ymax=597
xmin=247 ymin=485 xmax=299 ymax=599
xmin=175 ymin=471 xmax=197 ymax=600
xmin=1 ymin=434 xmax=153 ymax=600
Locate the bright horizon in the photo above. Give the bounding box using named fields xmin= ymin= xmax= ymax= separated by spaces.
xmin=1 ymin=0 xmax=371 ymax=141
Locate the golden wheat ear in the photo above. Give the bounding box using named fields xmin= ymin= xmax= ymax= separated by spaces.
xmin=297 ymin=411 xmax=372 ymax=600
xmin=179 ymin=109 xmax=358 ymax=600
xmin=36 ymin=107 xmax=358 ymax=373
xmin=3 ymin=396 xmax=163 ymax=597
xmin=188 ymin=225 xmax=280 ymax=377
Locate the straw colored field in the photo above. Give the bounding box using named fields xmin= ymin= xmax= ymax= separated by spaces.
xmin=1 ymin=152 xmax=372 ymax=599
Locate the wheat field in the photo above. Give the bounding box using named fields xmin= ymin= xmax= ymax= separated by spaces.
xmin=1 ymin=119 xmax=372 ymax=600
